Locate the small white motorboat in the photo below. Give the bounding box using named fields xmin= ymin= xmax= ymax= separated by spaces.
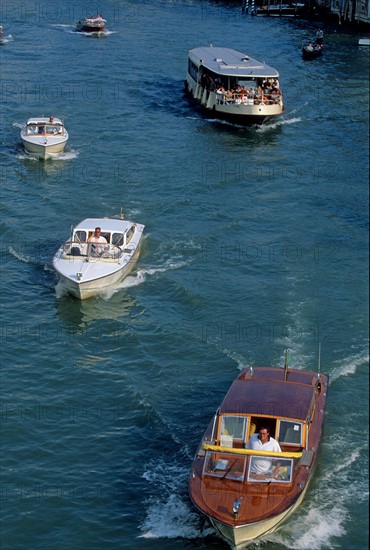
xmin=358 ymin=37 xmax=370 ymax=46
xmin=76 ymin=14 xmax=106 ymax=33
xmin=53 ymin=216 xmax=145 ymax=300
xmin=21 ymin=116 xmax=68 ymax=160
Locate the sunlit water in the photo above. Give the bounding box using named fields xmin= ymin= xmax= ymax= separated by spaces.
xmin=1 ymin=2 xmax=368 ymax=550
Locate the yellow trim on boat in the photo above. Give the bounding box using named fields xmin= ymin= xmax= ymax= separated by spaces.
xmin=202 ymin=443 xmax=302 ymax=458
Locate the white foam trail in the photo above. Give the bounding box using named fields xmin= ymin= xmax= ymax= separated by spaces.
xmin=139 ymin=493 xmax=212 ymax=540
xmin=271 ymin=505 xmax=347 ymax=549
xmin=8 ymin=246 xmax=32 ymax=263
xmin=258 ymin=117 xmax=301 ymax=132
xmin=55 ymin=281 xmax=69 ymax=299
xmin=330 ymin=351 xmax=368 ymax=382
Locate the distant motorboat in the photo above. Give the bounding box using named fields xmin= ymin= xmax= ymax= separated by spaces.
xmin=358 ymin=37 xmax=370 ymax=46
xmin=76 ymin=14 xmax=106 ymax=33
xmin=53 ymin=216 xmax=145 ymax=300
xmin=255 ymin=2 xmax=305 ymax=16
xmin=21 ymin=116 xmax=69 ymax=160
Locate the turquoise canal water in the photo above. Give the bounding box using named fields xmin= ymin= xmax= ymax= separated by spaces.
xmin=0 ymin=1 xmax=368 ymax=549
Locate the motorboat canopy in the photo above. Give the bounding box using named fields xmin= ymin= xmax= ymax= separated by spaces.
xmin=189 ymin=46 xmax=280 ymax=79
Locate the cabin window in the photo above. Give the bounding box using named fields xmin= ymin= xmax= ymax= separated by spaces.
xmin=247 ymin=456 xmax=293 ymax=483
xmin=112 ymin=233 xmax=124 ymax=247
xmin=124 ymin=226 xmax=135 ymax=245
xmin=203 ymin=451 xmax=246 ymax=481
xmin=278 ymin=420 xmax=302 ymax=445
xmin=188 ymin=59 xmax=198 ymax=81
xmin=220 ymin=416 xmax=247 ymax=444
xmin=74 ymin=230 xmax=87 ymax=242
xmin=86 ymin=231 xmax=110 ymax=243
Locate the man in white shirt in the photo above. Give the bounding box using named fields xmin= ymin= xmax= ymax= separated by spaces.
xmin=88 ymin=227 xmax=107 ymax=256
xmin=246 ymin=426 xmax=281 ymax=475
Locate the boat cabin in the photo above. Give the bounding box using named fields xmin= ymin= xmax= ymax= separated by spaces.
xmin=187 ymin=47 xmax=282 ymax=106
xmin=72 ymin=225 xmax=136 ymax=248
xmin=60 ymin=220 xmax=138 ymax=262
xmin=198 ymin=367 xmax=323 ymax=485
xmin=24 ymin=118 xmax=65 ymax=136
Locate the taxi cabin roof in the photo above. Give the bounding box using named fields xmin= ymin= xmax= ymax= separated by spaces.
xmin=220 ymin=370 xmax=316 ymax=420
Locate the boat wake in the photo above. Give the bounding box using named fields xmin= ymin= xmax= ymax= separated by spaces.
xmin=15 ymin=150 xmax=79 ymax=161
xmin=140 ymin=457 xmax=214 ymax=541
xmin=268 ymin=505 xmax=347 ymax=549
xmin=0 ymin=34 xmax=13 ymax=44
xmin=258 ymin=116 xmax=301 ymax=132
xmin=329 ymin=350 xmax=368 ymax=382
xmin=8 ymin=245 xmax=34 ymax=264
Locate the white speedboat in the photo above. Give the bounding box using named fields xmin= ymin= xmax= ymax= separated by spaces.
xmin=76 ymin=14 xmax=106 ymax=33
xmin=21 ymin=117 xmax=68 ymax=160
xmin=185 ymin=46 xmax=284 ymax=125
xmin=53 ymin=216 xmax=145 ymax=300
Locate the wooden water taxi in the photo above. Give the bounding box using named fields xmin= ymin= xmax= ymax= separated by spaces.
xmin=184 ymin=46 xmax=284 ymax=125
xmin=189 ymin=352 xmax=328 ymax=548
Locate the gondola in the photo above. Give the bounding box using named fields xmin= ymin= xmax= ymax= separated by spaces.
xmin=302 ymin=41 xmax=323 ymax=60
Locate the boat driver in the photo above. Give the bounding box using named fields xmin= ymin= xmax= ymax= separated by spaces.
xmin=246 ymin=426 xmax=281 ymax=475
xmin=88 ymin=227 xmax=108 ymax=255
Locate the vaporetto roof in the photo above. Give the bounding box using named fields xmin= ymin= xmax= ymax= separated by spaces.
xmin=189 ymin=46 xmax=280 ymax=78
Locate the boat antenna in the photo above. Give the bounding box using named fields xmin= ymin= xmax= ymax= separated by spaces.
xmin=284 ymin=348 xmax=291 ymax=381
xmin=316 ymin=342 xmax=321 ymax=379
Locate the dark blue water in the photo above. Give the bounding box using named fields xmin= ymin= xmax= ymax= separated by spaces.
xmin=1 ymin=2 xmax=368 ymax=549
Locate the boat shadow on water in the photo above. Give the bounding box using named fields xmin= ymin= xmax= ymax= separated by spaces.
xmin=55 ymin=286 xmax=139 ymax=332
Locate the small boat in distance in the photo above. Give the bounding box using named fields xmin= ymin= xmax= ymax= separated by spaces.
xmin=76 ymin=14 xmax=106 ymax=33
xmin=185 ymin=46 xmax=284 ymax=125
xmin=53 ymin=215 xmax=145 ymax=300
xmin=302 ymin=41 xmax=323 ymax=59
xmin=21 ymin=116 xmax=69 ymax=160
xmin=189 ymin=351 xmax=329 ymax=548
xmin=302 ymin=30 xmax=324 ymax=60
xmin=255 ymin=2 xmax=305 ymax=16
xmin=358 ymin=37 xmax=370 ymax=46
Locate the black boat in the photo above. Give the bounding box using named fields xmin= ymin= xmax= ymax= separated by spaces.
xmin=302 ymin=42 xmax=323 ymax=59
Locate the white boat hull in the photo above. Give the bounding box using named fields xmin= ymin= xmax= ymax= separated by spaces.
xmin=186 ymin=80 xmax=283 ymax=125
xmin=22 ymin=136 xmax=68 ymax=159
xmin=54 ymin=243 xmax=142 ymax=300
